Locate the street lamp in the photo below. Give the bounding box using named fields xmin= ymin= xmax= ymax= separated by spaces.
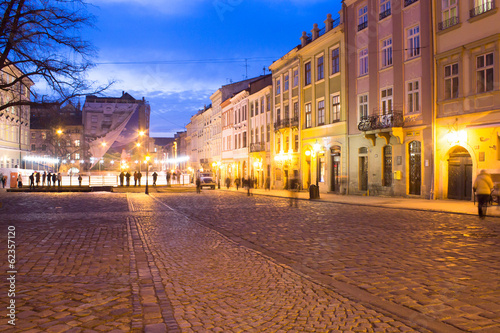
xmin=145 ymin=155 xmax=150 ymax=195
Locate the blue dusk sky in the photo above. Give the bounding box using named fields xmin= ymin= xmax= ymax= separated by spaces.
xmin=84 ymin=0 xmax=342 ymax=137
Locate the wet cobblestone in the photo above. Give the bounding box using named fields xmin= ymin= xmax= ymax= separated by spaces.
xmin=0 ymin=191 xmax=497 ymax=332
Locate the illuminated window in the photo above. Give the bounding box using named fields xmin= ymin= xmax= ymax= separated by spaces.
xmin=444 ymin=63 xmax=459 ymax=99
xmin=476 ymin=53 xmax=494 ymax=93
xmin=331 ymin=48 xmax=340 ymax=74
xmin=305 ymin=103 xmax=312 ymax=128
xmin=305 ymin=62 xmax=311 ymax=85
xmin=317 ymin=56 xmax=324 ymax=81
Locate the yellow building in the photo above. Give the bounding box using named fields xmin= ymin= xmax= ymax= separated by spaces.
xmin=433 ymin=0 xmax=500 ymax=200
xmin=297 ymin=14 xmax=347 ymax=194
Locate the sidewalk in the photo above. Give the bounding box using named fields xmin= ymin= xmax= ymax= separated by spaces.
xmin=221 ymin=186 xmax=500 ymax=218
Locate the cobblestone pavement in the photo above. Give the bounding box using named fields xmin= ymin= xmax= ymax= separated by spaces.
xmin=0 ymin=191 xmax=497 ymax=332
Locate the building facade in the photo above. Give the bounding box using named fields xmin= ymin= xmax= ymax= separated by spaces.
xmin=0 ymin=64 xmax=33 ymax=170
xmin=345 ymin=0 xmax=434 ymax=198
xmin=433 ymin=0 xmax=500 ymax=200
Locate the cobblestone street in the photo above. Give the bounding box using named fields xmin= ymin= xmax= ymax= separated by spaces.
xmin=0 ymin=190 xmax=498 ymax=332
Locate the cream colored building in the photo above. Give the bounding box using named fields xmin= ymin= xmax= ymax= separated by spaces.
xmin=297 ymin=13 xmax=347 ymax=194
xmin=0 ymin=64 xmax=33 ymax=170
xmin=433 ymin=0 xmax=500 ymax=200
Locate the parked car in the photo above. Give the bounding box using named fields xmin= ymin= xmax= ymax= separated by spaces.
xmin=199 ymin=173 xmax=216 ymax=189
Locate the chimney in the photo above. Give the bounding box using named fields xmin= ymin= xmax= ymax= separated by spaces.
xmin=325 ymin=14 xmax=334 ymax=32
xmin=311 ymin=23 xmax=320 ymax=41
xmin=300 ymin=31 xmax=308 ymax=47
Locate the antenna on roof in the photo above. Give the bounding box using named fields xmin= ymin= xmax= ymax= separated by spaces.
xmin=245 ymin=58 xmax=248 ymax=79
xmin=263 ymin=66 xmax=266 ymax=75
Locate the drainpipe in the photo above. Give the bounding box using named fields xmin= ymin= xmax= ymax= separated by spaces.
xmin=431 ymin=0 xmax=437 ymax=200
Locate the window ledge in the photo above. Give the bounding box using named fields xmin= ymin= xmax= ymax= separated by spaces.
xmin=437 ymin=22 xmax=462 ymax=35
xmin=315 ymin=78 xmax=325 ymax=84
xmin=329 ymin=71 xmax=341 ymax=79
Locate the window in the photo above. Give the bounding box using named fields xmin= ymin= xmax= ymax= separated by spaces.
xmin=359 ymin=94 xmax=368 ymax=120
xmin=285 ymin=136 xmax=290 ymax=152
xmin=380 ymin=0 xmax=391 ymax=20
xmin=261 ymin=125 xmax=265 ymax=143
xmin=358 ymin=5 xmax=368 ymax=31
xmin=383 ymin=146 xmax=392 ymax=187
xmin=75 ymin=153 xmax=80 ymax=160
xmin=294 ymin=134 xmax=299 ymax=152
xmin=407 ymin=26 xmax=420 ymax=59
xmin=317 ymin=100 xmax=325 ymax=125
xmin=331 ymin=48 xmax=340 ymax=75
xmin=317 ymin=56 xmax=324 ymax=81
xmin=91 ymin=115 xmax=98 ymax=123
xmin=293 ymin=101 xmax=299 ymax=120
xmin=31 ymin=132 xmax=35 ymax=139
xmin=305 ymin=62 xmax=311 ymax=85
xmin=332 ymin=95 xmax=341 ymax=122
xmin=381 ymin=88 xmax=393 ymax=114
xmin=407 ymin=80 xmax=420 ymax=113
xmin=266 ymin=95 xmax=271 ymax=111
xmin=276 ymin=79 xmax=281 ymax=95
xmin=444 ymin=63 xmax=459 ymax=99
xmin=476 ymin=53 xmax=494 ymax=93
xmin=42 ymin=144 xmax=46 ymax=151
xmin=381 ymin=38 xmax=393 ymax=67
xmin=267 ymin=124 xmax=270 ymax=142
xmin=359 ymin=48 xmax=368 ymax=76
xmin=31 ymin=144 xmax=36 ymax=151
xmin=284 ymin=105 xmax=289 ymax=120
xmin=305 ymin=103 xmax=312 ymax=128
xmin=293 ymin=69 xmax=299 ymax=87
xmin=42 ymin=132 xmax=46 ymax=140
xmin=284 ymin=74 xmax=289 ymax=91
xmin=276 ymin=108 xmax=281 ymax=123
xmin=251 ymin=129 xmax=254 ymax=144
xmin=250 ymin=103 xmax=254 ymax=117
xmin=235 ymin=135 xmax=237 ymax=149
xmin=441 ymin=0 xmax=458 ymax=30
xmin=260 ymin=97 xmax=265 ymax=114
xmin=470 ymin=0 xmax=494 ymax=17
xmin=276 ymin=137 xmax=281 ymax=153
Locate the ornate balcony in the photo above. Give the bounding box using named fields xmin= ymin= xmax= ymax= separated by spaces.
xmin=274 ymin=116 xmax=299 ymax=131
xmin=358 ymin=111 xmax=404 ymax=132
xmin=379 ymin=8 xmax=391 ymax=20
xmin=357 ymin=21 xmax=368 ymax=31
xmin=404 ymin=0 xmax=418 ymax=7
xmin=250 ymin=142 xmax=266 ymax=153
xmin=470 ymin=1 xmax=495 ymax=18
xmin=438 ymin=16 xmax=459 ymax=30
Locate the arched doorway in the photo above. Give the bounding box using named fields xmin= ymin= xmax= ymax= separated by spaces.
xmin=409 ymin=141 xmax=421 ymax=195
xmin=448 ymin=146 xmax=472 ymax=200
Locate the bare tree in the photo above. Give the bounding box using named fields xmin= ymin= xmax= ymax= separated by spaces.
xmin=0 ymin=0 xmax=112 ymax=111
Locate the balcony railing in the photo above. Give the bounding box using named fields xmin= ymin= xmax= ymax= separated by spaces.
xmin=379 ymin=8 xmax=391 ymax=20
xmin=250 ymin=142 xmax=266 ymax=153
xmin=470 ymin=1 xmax=495 ymax=18
xmin=404 ymin=0 xmax=418 ymax=7
xmin=357 ymin=21 xmax=368 ymax=31
xmin=438 ymin=16 xmax=459 ymax=30
xmin=274 ymin=116 xmax=299 ymax=130
xmin=358 ymin=111 xmax=404 ymax=132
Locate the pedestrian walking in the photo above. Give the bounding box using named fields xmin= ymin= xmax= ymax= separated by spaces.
xmin=225 ymin=177 xmax=230 ymax=189
xmin=52 ymin=173 xmax=56 ymax=187
xmin=47 ymin=172 xmax=51 ymax=186
xmin=29 ymin=173 xmax=35 ymax=190
xmin=133 ymin=171 xmax=138 ymax=186
xmin=0 ymin=173 xmax=4 ymax=188
xmin=196 ymin=177 xmax=201 ymax=194
xmin=265 ymin=177 xmax=270 ymax=190
xmin=152 ymin=172 xmax=158 ymax=186
xmin=78 ymin=174 xmax=83 ymax=187
xmin=125 ymin=172 xmax=131 ymax=186
xmin=138 ymin=172 xmax=142 ymax=186
xmin=35 ymin=172 xmax=40 ymax=187
xmin=119 ymin=171 xmax=125 ymax=186
xmin=474 ymin=169 xmax=494 ymax=219
xmin=42 ymin=171 xmax=46 ymax=186
xmin=235 ymin=178 xmax=240 ymax=190
xmin=57 ymin=173 xmax=62 ymax=188
xmin=1 ymin=175 xmax=6 ymax=188
xmin=166 ymin=172 xmax=171 ymax=186
xmin=17 ymin=173 xmax=23 ymax=188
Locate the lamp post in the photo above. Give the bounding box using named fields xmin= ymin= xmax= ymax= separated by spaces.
xmin=55 ymin=129 xmax=63 ymax=173
xmin=313 ymin=140 xmax=321 ymax=199
xmin=145 ymin=155 xmax=150 ymax=195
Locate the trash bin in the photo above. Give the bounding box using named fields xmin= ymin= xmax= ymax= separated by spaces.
xmin=309 ymin=184 xmax=319 ymax=199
